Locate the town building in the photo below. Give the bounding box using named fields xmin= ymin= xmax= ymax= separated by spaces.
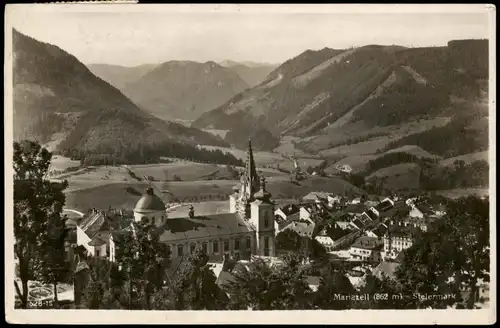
xmin=382 ymin=223 xmax=420 ymax=260
xmin=349 ymin=236 xmax=383 ymax=262
xmin=122 ymin=140 xmax=277 ymax=262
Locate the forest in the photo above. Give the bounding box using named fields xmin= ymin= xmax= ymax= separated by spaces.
xmin=58 ymin=141 xmax=244 ymax=167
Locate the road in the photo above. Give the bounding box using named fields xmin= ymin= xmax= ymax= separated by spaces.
xmin=62 ymin=208 xmax=84 ymax=217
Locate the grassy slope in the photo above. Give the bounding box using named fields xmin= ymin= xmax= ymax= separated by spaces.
xmin=13 ymin=29 xmax=227 ymax=154
xmin=64 ymin=174 xmax=364 ymax=212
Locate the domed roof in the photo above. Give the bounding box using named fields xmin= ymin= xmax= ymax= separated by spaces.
xmin=134 ymin=187 xmax=166 ymax=213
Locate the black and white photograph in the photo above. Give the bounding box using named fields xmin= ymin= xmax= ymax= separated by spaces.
xmin=4 ymin=3 xmax=496 ymax=325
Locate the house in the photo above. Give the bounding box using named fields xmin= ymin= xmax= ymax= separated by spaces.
xmin=349 ymin=236 xmax=383 ymax=262
xmin=344 ymin=203 xmax=367 ymax=215
xmin=383 ymin=223 xmax=420 ymax=260
xmin=336 ymin=164 xmax=353 ymax=173
xmin=76 ymin=208 xmax=133 ymax=258
xmin=302 ymin=191 xmax=333 ymax=204
xmin=366 ymin=223 xmax=388 ymax=239
xmin=282 ymin=220 xmax=315 ymax=239
xmin=275 ymin=203 xmax=300 ymax=221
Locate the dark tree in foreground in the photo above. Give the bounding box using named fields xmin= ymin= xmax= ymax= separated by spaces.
xmin=395 ymin=195 xmax=489 ymax=309
xmin=313 ymin=261 xmax=355 ymax=310
xmin=115 ymin=221 xmax=171 ymax=309
xmin=13 ymin=140 xmax=69 ymax=308
xmin=153 ymin=249 xmax=228 ymax=310
xmin=225 ymin=254 xmax=314 ymax=310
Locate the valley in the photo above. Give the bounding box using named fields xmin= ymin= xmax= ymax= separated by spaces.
xmin=14 ymin=29 xmax=490 ymax=213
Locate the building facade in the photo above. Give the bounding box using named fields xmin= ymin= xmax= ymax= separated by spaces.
xmin=110 ymin=140 xmax=277 ymax=262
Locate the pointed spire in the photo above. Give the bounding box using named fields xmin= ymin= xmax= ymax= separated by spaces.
xmin=244 ymin=139 xmax=259 ymax=196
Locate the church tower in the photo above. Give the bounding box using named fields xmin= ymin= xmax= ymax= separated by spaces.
xmin=250 ymin=177 xmax=276 ymax=257
xmin=229 ymin=140 xmax=260 ymax=220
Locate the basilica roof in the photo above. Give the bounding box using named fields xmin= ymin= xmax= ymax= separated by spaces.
xmin=158 ymin=213 xmax=253 ymax=243
xmin=134 ymin=187 xmax=166 ymax=213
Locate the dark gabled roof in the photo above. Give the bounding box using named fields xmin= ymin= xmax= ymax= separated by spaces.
xmin=386 ymin=224 xmax=420 ymax=237
xmin=158 ymin=213 xmax=252 ymax=243
xmin=351 ymin=218 xmax=365 ymax=230
xmin=379 ymin=201 xmax=410 ymax=219
xmin=345 ymin=203 xmax=367 ymax=214
xmin=375 ymin=200 xmax=394 ymax=212
xmin=370 ymin=223 xmax=388 ymax=237
xmin=366 ymin=210 xmax=378 ymax=221
xmin=351 ymin=236 xmax=382 ymax=250
xmin=88 ymin=236 xmax=107 ymax=246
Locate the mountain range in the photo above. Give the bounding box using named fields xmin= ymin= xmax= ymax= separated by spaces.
xmin=218 ymin=60 xmax=278 ymax=87
xmin=88 ymin=60 xmax=277 ymax=121
xmin=12 ymin=27 xmax=489 ymax=175
xmin=12 ymin=29 xmax=227 ymax=159
xmin=193 ymin=41 xmax=489 ymax=153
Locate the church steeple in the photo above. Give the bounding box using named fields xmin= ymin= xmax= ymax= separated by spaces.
xmin=243 ymin=139 xmax=260 ymax=197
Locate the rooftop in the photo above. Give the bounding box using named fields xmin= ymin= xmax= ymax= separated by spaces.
xmin=134 ymin=187 xmax=166 ymax=213
xmin=277 ymin=203 xmax=300 ymax=216
xmin=351 ymin=236 xmax=383 ymax=250
xmin=157 ymin=213 xmax=253 ymax=243
xmin=283 ymin=220 xmax=315 ymax=238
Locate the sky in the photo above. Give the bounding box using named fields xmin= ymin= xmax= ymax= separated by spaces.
xmin=7 ymin=4 xmax=493 ymax=67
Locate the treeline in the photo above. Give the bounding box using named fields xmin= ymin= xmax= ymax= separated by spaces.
xmin=334 ymin=153 xmax=488 ymax=195
xmin=327 ymin=132 xmax=389 ymax=149
xmin=421 ymin=160 xmax=489 ymax=190
xmin=383 ymin=117 xmax=488 ymax=158
xmin=361 ymin=152 xmax=436 ymax=177
xmin=58 ymin=142 xmax=244 ymax=167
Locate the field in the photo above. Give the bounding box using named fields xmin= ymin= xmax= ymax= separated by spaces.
xmin=366 ymin=163 xmax=421 ymax=191
xmin=440 ymin=151 xmax=489 ymax=166
xmin=198 ymin=144 xmax=325 ymax=171
xmin=436 ymin=188 xmax=489 ymax=199
xmin=324 ymin=145 xmax=440 ymax=175
xmin=63 ymin=175 xmax=363 ymax=213
xmin=312 ymin=117 xmax=451 ymax=156
xmin=49 ymin=155 xmax=80 ymax=172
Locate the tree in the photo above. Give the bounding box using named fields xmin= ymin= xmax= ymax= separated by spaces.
xmin=114 ymin=221 xmax=171 ymax=309
xmin=225 ymin=254 xmax=314 ymax=310
xmin=395 ymin=196 xmax=489 ymax=309
xmin=35 ymin=211 xmax=71 ymax=307
xmin=13 ymin=140 xmax=69 ymax=308
xmin=313 ymin=261 xmax=355 ymax=309
xmin=153 ymin=249 xmax=228 ymax=310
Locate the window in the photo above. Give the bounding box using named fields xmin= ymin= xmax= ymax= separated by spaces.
xmin=166 ymin=245 xmax=171 ymax=256
xmin=95 ymin=249 xmax=100 ymax=257
xmin=152 ymin=217 xmax=155 ymax=225
xmin=177 ymin=244 xmax=184 ymax=257
xmin=202 ymin=242 xmax=208 ymax=254
xmin=190 ymin=243 xmax=196 ymax=254
xmin=264 ymin=237 xmax=269 ymax=249
xmin=224 ymin=240 xmax=229 ymax=252
xmin=235 ymin=239 xmax=240 ymax=250
xmin=246 ymin=238 xmax=251 ymax=249
xmin=264 ymin=215 xmax=269 ymax=228
xmin=213 ymin=241 xmax=219 ymax=254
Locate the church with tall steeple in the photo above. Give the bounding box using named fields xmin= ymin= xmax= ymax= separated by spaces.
xmin=95 ymin=139 xmax=277 ymax=263
xmin=229 ymin=140 xmax=261 ymax=219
